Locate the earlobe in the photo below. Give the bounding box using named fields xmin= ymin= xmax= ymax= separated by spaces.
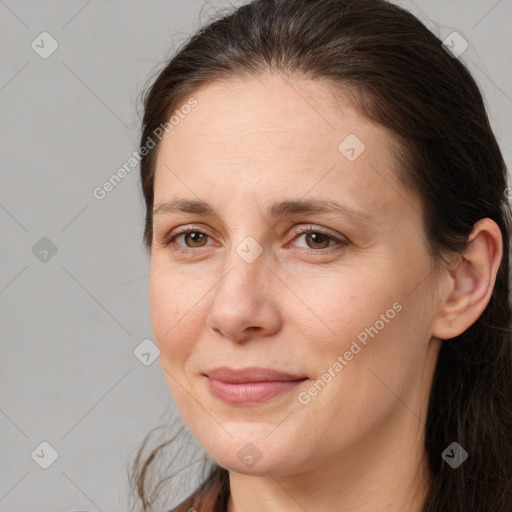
xmin=432 ymin=218 xmax=503 ymax=340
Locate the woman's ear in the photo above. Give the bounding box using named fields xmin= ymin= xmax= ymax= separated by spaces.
xmin=432 ymin=218 xmax=503 ymax=340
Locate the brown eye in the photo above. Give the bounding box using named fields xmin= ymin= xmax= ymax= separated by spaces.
xmin=290 ymin=227 xmax=347 ymax=254
xmin=304 ymin=232 xmax=331 ymax=249
xmin=164 ymin=229 xmax=212 ymax=250
xmin=182 ymin=231 xmax=208 ymax=247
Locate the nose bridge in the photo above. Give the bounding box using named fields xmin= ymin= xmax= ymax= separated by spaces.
xmin=220 ymin=208 xmax=267 ymax=280
xmin=217 ymin=233 xmax=267 ymax=304
xmin=206 ymin=233 xmax=281 ymax=340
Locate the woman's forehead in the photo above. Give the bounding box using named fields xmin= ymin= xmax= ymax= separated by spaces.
xmin=153 ymin=75 xmax=415 ymax=221
xmin=168 ymin=73 xmax=364 ymax=138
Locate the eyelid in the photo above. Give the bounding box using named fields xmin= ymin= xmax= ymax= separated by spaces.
xmin=287 ymin=224 xmax=346 ymax=242
xmin=285 ymin=225 xmax=348 ymax=254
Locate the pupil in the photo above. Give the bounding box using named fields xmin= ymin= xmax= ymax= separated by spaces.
xmin=307 ymin=232 xmax=328 ymax=248
xmin=187 ymin=232 xmax=204 ymax=246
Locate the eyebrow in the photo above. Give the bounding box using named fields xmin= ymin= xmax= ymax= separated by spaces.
xmin=152 ymin=198 xmax=374 ymax=225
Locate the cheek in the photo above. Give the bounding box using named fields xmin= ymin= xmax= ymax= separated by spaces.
xmin=149 ymin=269 xmax=215 ymax=434
xmin=149 ymin=265 xmax=205 ymax=365
xmin=291 ymin=271 xmax=427 ymax=404
xmin=289 ymin=270 xmax=403 ymax=357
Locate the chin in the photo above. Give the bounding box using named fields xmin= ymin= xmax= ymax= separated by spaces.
xmin=215 ymin=453 xmax=291 ymax=477
xmin=203 ymin=434 xmax=308 ymax=478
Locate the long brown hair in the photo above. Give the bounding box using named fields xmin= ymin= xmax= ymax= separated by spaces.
xmin=130 ymin=1 xmax=512 ymax=510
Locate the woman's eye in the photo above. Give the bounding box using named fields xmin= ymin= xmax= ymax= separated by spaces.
xmin=165 ymin=230 xmax=211 ymax=249
xmin=291 ymin=230 xmax=346 ymax=251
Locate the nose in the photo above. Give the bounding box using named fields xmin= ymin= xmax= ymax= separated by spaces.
xmin=205 ymin=250 xmax=282 ymax=343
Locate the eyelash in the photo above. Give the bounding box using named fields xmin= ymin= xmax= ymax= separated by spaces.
xmin=162 ymin=225 xmax=348 ymax=256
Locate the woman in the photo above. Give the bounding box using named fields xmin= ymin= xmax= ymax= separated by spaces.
xmin=130 ymin=0 xmax=512 ymax=510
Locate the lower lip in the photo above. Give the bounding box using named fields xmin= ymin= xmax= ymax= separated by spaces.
xmin=207 ymin=377 xmax=306 ymax=404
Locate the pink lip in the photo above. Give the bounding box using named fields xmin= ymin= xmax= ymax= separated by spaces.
xmin=205 ymin=366 xmax=307 ymax=405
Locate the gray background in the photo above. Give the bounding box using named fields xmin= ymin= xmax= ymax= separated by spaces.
xmin=1 ymin=1 xmax=511 ymax=511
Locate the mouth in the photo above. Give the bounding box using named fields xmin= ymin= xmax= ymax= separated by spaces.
xmin=204 ymin=366 xmax=308 ymax=405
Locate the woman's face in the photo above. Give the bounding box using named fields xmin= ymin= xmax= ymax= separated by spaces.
xmin=149 ymin=73 xmax=442 ymax=476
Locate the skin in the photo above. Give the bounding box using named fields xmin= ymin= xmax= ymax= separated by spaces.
xmin=148 ymin=72 xmax=502 ymax=511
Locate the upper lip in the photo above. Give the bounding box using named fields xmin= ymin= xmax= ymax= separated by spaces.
xmin=205 ymin=366 xmax=306 ymax=383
